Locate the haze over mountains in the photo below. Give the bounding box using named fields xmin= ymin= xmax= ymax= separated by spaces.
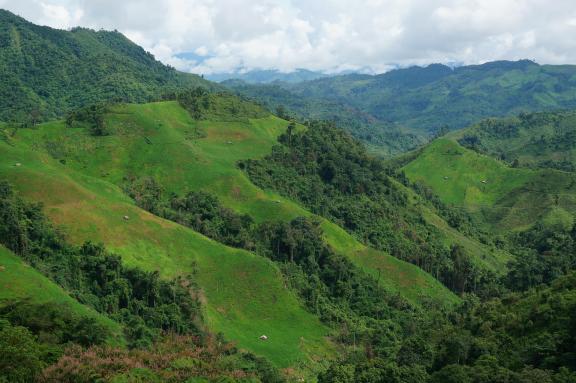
xmin=206 ymin=68 xmax=329 ymax=84
xmin=1 ymin=8 xmax=576 ymax=383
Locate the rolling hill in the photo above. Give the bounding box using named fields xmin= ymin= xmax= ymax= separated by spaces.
xmin=452 ymin=110 xmax=576 ymax=172
xmin=2 ymin=11 xmax=575 ymax=382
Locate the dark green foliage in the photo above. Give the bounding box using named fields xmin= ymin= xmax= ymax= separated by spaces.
xmin=124 ymin=178 xmax=256 ymax=250
xmin=320 ymin=273 xmax=576 ymax=382
xmin=319 ymin=359 xmax=428 ymax=383
xmin=169 ymin=87 xmax=268 ymax=121
xmin=0 ymin=319 xmax=48 ymax=383
xmin=505 ymin=223 xmax=576 ymax=291
xmin=256 ymin=217 xmax=410 ymax=319
xmin=0 ymin=180 xmax=201 ymax=348
xmin=242 ymin=121 xmax=493 ymax=295
xmin=0 ymin=10 xmax=216 ymax=123
xmin=0 ymin=301 xmax=109 ymax=348
xmin=65 ymin=103 xmax=109 ymax=136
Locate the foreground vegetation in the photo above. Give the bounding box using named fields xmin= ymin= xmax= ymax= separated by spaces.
xmin=1 ymin=90 xmax=576 ymax=381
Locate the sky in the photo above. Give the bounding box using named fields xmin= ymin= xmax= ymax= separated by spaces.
xmin=2 ymin=0 xmax=576 ymax=75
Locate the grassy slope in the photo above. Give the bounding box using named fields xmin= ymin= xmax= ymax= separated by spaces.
xmin=5 ymin=101 xmax=456 ymax=308
xmin=0 ymin=101 xmax=465 ymax=368
xmin=402 ymin=139 xmax=576 ymax=232
xmin=0 ymin=134 xmax=332 ymax=369
xmin=391 ymin=178 xmax=511 ymax=272
xmin=0 ymin=245 xmax=125 ymax=344
xmin=70 ymin=101 xmax=456 ymax=304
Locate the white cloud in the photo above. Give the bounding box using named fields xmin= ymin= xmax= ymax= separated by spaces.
xmin=3 ymin=0 xmax=576 ymax=74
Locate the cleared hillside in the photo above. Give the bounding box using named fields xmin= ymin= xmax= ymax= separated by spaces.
xmin=0 ymin=126 xmax=333 ymax=368
xmin=0 ymin=98 xmax=465 ymax=371
xmin=452 ymin=110 xmax=576 ymax=172
xmin=403 ymin=139 xmax=576 ymax=232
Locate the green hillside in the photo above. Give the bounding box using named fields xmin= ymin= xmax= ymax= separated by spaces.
xmin=0 ymin=123 xmax=333 ymax=369
xmin=0 ymin=98 xmax=461 ymax=372
xmin=12 ymin=100 xmax=454 ymax=305
xmin=4 ymin=11 xmax=576 ymax=381
xmin=452 ymin=110 xmax=576 ymax=172
xmin=402 ymin=138 xmax=576 ymax=232
xmin=0 ymin=9 xmax=217 ymax=123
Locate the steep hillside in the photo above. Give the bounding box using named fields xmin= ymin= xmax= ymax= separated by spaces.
xmin=402 ymin=138 xmax=576 ymax=232
xmin=0 ymin=121 xmax=333 ymax=369
xmin=0 ymin=97 xmax=465 ymax=374
xmin=452 ymin=110 xmax=576 ymax=172
xmin=0 ymin=9 xmax=216 ymax=123
xmin=5 ymin=100 xmax=454 ymax=305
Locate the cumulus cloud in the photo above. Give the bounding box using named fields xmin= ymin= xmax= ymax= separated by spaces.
xmin=3 ymin=0 xmax=576 ymax=74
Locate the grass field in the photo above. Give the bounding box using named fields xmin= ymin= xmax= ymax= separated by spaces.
xmin=0 ymin=100 xmax=458 ymax=368
xmin=403 ymin=138 xmax=576 ymax=232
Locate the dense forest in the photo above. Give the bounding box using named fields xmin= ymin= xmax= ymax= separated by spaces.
xmin=241 ymin=121 xmax=497 ymax=295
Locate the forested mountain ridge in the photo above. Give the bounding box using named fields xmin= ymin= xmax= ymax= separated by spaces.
xmin=224 ymin=60 xmax=576 ymax=155
xmin=0 ymin=9 xmax=217 ymax=123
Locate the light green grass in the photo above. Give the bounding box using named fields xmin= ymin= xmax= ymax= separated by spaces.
xmin=391 ymin=178 xmax=511 ymax=272
xmin=403 ymin=139 xmax=533 ymax=208
xmin=0 ymin=245 xmax=125 ymax=344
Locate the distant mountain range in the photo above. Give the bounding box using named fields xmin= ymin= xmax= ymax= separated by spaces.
xmin=223 ymin=59 xmax=576 ymax=155
xmin=206 ymin=68 xmax=329 ymax=83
